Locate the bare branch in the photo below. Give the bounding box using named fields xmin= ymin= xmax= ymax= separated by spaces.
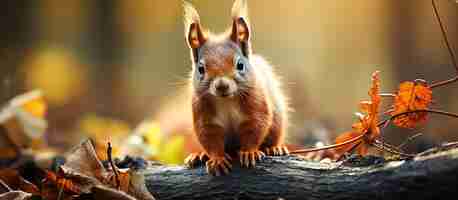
xmin=398 ymin=133 xmax=424 ymax=150
xmin=429 ymin=0 xmax=458 ymax=88
xmin=107 ymin=142 xmax=120 ymax=190
xmin=290 ymin=134 xmax=365 ymax=154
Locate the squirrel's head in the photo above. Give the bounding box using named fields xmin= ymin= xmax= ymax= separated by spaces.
xmin=184 ymin=0 xmax=253 ymax=98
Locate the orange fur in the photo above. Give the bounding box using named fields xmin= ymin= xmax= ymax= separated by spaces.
xmin=184 ymin=0 xmax=289 ymax=175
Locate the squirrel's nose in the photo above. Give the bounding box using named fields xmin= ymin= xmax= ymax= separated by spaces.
xmin=216 ymin=83 xmax=229 ymax=94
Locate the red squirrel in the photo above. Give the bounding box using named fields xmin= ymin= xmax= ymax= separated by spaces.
xmin=183 ymin=0 xmax=289 ymax=176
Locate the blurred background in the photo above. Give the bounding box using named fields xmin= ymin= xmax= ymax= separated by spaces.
xmin=0 ymin=0 xmax=457 ymax=163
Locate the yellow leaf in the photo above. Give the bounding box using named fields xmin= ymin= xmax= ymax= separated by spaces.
xmin=141 ymin=122 xmax=162 ymax=150
xmin=23 ymin=48 xmax=87 ymax=106
xmin=78 ymin=114 xmax=131 ymax=149
xmin=0 ymin=90 xmax=47 ymax=149
xmin=157 ymin=135 xmax=185 ymax=165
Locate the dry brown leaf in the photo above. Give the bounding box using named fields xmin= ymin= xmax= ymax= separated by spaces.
xmin=0 ymin=169 xmax=39 ymax=195
xmin=53 ymin=140 xmax=106 ymax=195
xmin=55 ymin=139 xmax=155 ymax=200
xmin=0 ymin=179 xmax=12 ymax=194
xmin=124 ymin=169 xmax=156 ymax=200
xmin=0 ymin=147 xmax=18 ymax=159
xmin=0 ymin=191 xmax=32 ymax=200
xmin=61 ymin=139 xmax=107 ymax=181
xmin=90 ymin=185 xmax=138 ymax=200
xmin=103 ymin=154 xmax=155 ymax=200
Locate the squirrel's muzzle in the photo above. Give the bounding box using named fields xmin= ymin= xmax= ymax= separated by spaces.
xmin=210 ymin=77 xmax=237 ymax=98
xmin=216 ymin=83 xmax=229 ymax=95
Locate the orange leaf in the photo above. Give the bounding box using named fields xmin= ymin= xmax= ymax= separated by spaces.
xmin=44 ymin=170 xmax=82 ymax=194
xmin=334 ymin=131 xmax=363 ymax=155
xmin=359 ymin=101 xmax=372 ymax=113
xmin=334 ymin=71 xmax=382 ymax=156
xmin=357 ymin=71 xmax=381 ymax=142
xmin=391 ymin=81 xmax=432 ymax=128
xmin=369 ymin=71 xmax=381 ymax=109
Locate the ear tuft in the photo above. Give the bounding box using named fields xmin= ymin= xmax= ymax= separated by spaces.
xmin=183 ymin=1 xmax=206 ymax=49
xmin=183 ymin=1 xmax=200 ymax=31
xmin=231 ymin=0 xmax=248 ymax=21
xmin=232 ymin=17 xmax=249 ymax=43
xmin=230 ymin=0 xmax=251 ymax=57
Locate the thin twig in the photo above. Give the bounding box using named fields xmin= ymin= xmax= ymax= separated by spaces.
xmin=429 ymin=77 xmax=458 ymax=88
xmin=373 ymin=108 xmax=458 ymax=156
xmin=378 ymin=108 xmax=458 ymax=128
xmin=57 ymin=184 xmax=64 ymax=200
xmin=378 ymin=119 xmax=390 ymax=158
xmin=398 ymin=133 xmax=424 ymax=150
xmin=107 ymin=142 xmax=120 ymax=190
xmin=371 ymin=142 xmax=416 ymax=158
xmin=409 ymin=109 xmax=458 ymax=118
xmin=0 ymin=179 xmax=12 ymax=192
xmin=381 ymin=119 xmax=391 ymax=130
xmin=379 ymin=93 xmax=396 ymax=97
xmin=416 ymin=141 xmax=458 ymax=157
xmin=290 ymin=134 xmax=364 ymax=154
xmin=429 ymin=0 xmax=458 ymax=88
xmin=379 ymin=133 xmax=385 ymax=158
xmin=432 ymin=0 xmax=457 ymax=72
xmin=336 ymin=141 xmax=363 ymax=162
xmin=372 ymin=108 xmax=458 ymax=157
xmin=292 ymin=107 xmax=458 ymax=155
xmin=375 ymin=139 xmax=402 ymax=152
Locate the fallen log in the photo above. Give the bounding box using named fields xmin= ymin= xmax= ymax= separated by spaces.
xmin=145 ymin=148 xmax=458 ymax=200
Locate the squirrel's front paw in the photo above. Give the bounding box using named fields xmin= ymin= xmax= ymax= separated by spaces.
xmin=206 ymin=155 xmax=232 ymax=176
xmin=184 ymin=152 xmax=209 ymax=168
xmin=264 ymin=146 xmax=289 ymax=156
xmin=238 ymin=150 xmax=265 ymax=168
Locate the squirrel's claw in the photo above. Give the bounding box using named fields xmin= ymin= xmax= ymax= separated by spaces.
xmin=239 ymin=150 xmax=265 ymax=168
xmin=206 ymin=155 xmax=232 ymax=176
xmin=184 ymin=152 xmax=209 ymax=168
xmin=264 ymin=146 xmax=289 ymax=156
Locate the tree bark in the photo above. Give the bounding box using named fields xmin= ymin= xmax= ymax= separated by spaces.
xmin=144 ymin=148 xmax=458 ymax=200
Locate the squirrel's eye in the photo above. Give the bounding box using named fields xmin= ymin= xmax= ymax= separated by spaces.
xmin=236 ymin=59 xmax=245 ymax=71
xmin=197 ymin=63 xmax=205 ymax=74
xmin=198 ymin=66 xmax=205 ymax=74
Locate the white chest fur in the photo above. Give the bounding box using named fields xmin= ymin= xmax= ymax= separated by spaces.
xmin=212 ymin=98 xmax=246 ymax=130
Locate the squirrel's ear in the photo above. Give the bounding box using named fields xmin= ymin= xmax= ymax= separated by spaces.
xmin=184 ymin=1 xmax=206 ymax=50
xmin=230 ymin=0 xmax=251 ymax=57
